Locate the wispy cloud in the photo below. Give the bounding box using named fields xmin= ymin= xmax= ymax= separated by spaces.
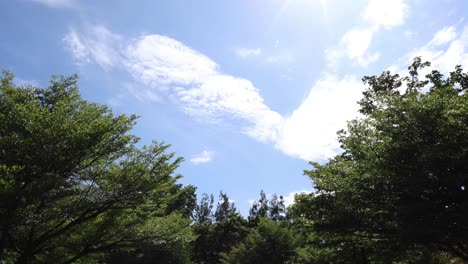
xmin=63 ymin=30 xmax=88 ymax=62
xmin=125 ymin=35 xmax=218 ymax=86
xmin=235 ymin=48 xmax=262 ymax=59
xmin=63 ymin=25 xmax=367 ymax=161
xmin=393 ymin=25 xmax=468 ymax=77
xmin=29 ymin=0 xmax=75 ymax=8
xmin=64 ymin=26 xmax=284 ymax=143
xmin=265 ymin=54 xmax=293 ymax=64
xmin=176 ymin=74 xmax=283 ymax=143
xmin=63 ymin=26 xmax=121 ymax=69
xmin=190 ymin=150 xmax=214 ymax=164
xmin=428 ymin=26 xmax=457 ymax=46
xmin=235 ymin=47 xmax=292 ymax=65
xmin=326 ymin=28 xmax=380 ymax=67
xmin=326 ymin=0 xmax=408 ymax=68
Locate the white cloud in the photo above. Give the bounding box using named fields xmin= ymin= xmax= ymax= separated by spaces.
xmin=342 ymin=28 xmax=373 ymax=59
xmin=176 ymin=75 xmax=283 ymax=143
xmin=190 ymin=150 xmax=214 ymax=164
xmin=64 ymin=25 xmax=366 ymax=161
xmin=63 ymin=30 xmax=88 ymax=62
xmin=63 ymin=26 xmax=121 ymax=69
xmin=385 ymin=24 xmax=468 ymax=95
xmin=29 ymin=0 xmax=75 ymax=8
xmin=61 ymin=12 xmax=465 ymax=166
xmin=235 ymin=48 xmax=262 ymax=59
xmin=279 ymin=2 xmax=414 ymax=154
xmin=326 ymin=0 xmax=408 ymax=68
xmin=125 ymin=35 xmax=218 ymax=86
xmin=235 ymin=47 xmax=291 ymax=64
xmin=400 ymin=25 xmax=468 ymax=75
xmin=325 ymin=27 xmax=379 ymax=67
xmin=364 ymin=0 xmax=408 ymax=29
xmin=428 ymin=26 xmax=457 ymax=47
xmin=64 ymin=26 xmax=284 ymax=143
xmin=276 ymin=75 xmax=365 ymax=160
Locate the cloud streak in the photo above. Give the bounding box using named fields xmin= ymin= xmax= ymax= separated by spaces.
xmin=235 ymin=48 xmax=262 ymax=59
xmin=29 ymin=0 xmax=75 ymax=8
xmin=63 ymin=25 xmax=367 ymax=161
xmin=190 ymin=150 xmax=214 ymax=164
xmin=63 ymin=26 xmax=121 ymax=69
xmin=125 ymin=35 xmax=218 ymax=86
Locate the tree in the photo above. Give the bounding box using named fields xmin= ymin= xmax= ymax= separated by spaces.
xmin=220 ymin=218 xmax=297 ymax=264
xmin=214 ymin=191 xmax=238 ymax=222
xmin=249 ymin=191 xmax=287 ymax=223
xmin=193 ymin=193 xmax=214 ymax=225
xmin=191 ymin=191 xmax=247 ymax=264
xmin=301 ymin=58 xmax=468 ymax=260
xmin=0 ymin=72 xmax=196 ymax=263
xmin=268 ymin=194 xmax=286 ymax=221
xmin=248 ymin=191 xmax=269 ymax=224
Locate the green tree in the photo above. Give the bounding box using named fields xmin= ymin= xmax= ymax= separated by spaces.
xmin=268 ymin=194 xmax=286 ymax=221
xmin=193 ymin=193 xmax=214 ymax=225
xmin=249 ymin=191 xmax=287 ymax=223
xmin=301 ymin=58 xmax=468 ymax=260
xmin=0 ymin=72 xmax=196 ymax=263
xmin=220 ymin=218 xmax=297 ymax=264
xmin=214 ymin=191 xmax=237 ymax=222
xmin=191 ymin=192 xmax=247 ymax=264
xmin=248 ymin=190 xmax=269 ymax=225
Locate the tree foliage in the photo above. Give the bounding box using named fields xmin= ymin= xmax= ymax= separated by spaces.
xmin=193 ymin=193 xmax=214 ymax=225
xmin=268 ymin=194 xmax=286 ymax=221
xmin=220 ymin=218 xmax=297 ymax=264
xmin=300 ymin=58 xmax=468 ymax=261
xmin=248 ymin=191 xmax=286 ymax=224
xmin=0 ymin=72 xmax=196 ymax=263
xmin=248 ymin=190 xmax=269 ymax=221
xmin=215 ymin=192 xmax=238 ymax=223
xmin=191 ymin=191 xmax=247 ymax=264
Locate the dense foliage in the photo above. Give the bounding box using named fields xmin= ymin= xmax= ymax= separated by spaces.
xmin=0 ymin=72 xmax=196 ymax=263
xmin=295 ymin=58 xmax=468 ymax=262
xmin=1 ymin=58 xmax=466 ymax=263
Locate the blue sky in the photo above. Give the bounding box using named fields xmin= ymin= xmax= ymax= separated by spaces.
xmin=2 ymin=0 xmax=468 ymax=215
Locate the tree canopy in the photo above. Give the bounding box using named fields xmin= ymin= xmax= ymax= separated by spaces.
xmin=0 ymin=72 xmax=196 ymax=263
xmin=296 ymin=58 xmax=468 ymax=261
